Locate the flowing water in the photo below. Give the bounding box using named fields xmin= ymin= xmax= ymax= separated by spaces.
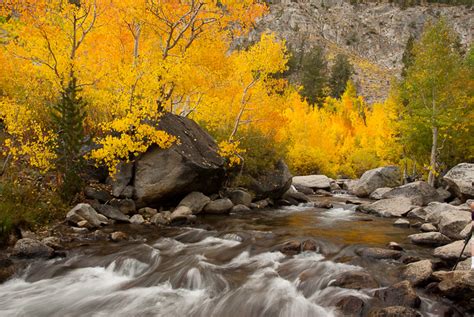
xmin=0 ymin=196 xmax=461 ymax=316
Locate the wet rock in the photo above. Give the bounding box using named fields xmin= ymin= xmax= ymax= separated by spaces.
xmin=41 ymin=237 xmax=62 ymax=250
xmin=0 ymin=256 xmax=15 ymax=283
xmin=408 ymin=232 xmax=451 ymax=246
xmin=96 ymin=213 xmax=109 ymax=225
xmin=292 ymin=175 xmax=332 ymax=189
xmin=332 ymin=271 xmax=379 ymax=289
xmin=393 ymin=219 xmax=410 ymax=227
xmin=432 ymin=270 xmax=474 ymax=310
xmin=434 ymin=240 xmax=471 ymax=261
xmin=151 ymin=212 xmax=171 ymax=225
xmin=130 ymin=214 xmax=145 ymax=224
xmin=374 ymin=280 xmax=421 ymax=308
xmin=250 ymin=199 xmax=271 ymax=209
xmin=95 ymin=204 xmax=130 ymax=222
xmin=301 ymin=239 xmax=318 ymax=252
xmin=370 ymin=187 xmax=392 ymax=200
xmin=335 ymin=296 xmax=365 ymax=317
xmin=401 ymin=255 xmax=422 ymax=264
xmin=283 ymin=190 xmax=310 ymax=203
xmin=107 ymin=161 xmax=134 ymax=198
xmin=381 ymin=181 xmax=443 ymax=206
xmin=203 ymin=198 xmax=233 ymax=214
xmin=110 ymin=231 xmax=128 ymax=242
xmin=356 ymin=247 xmax=402 ymax=260
xmin=227 ymin=189 xmax=252 ymax=207
xmin=420 ymin=223 xmax=437 ymax=232
xmin=425 ymin=202 xmax=470 ymax=240
xmin=139 ymin=207 xmax=158 ymax=218
xmin=134 ymin=113 xmax=225 ymax=207
xmin=403 ymin=260 xmax=433 ymax=286
xmin=84 ymin=186 xmax=112 ymax=203
xmin=178 ymin=192 xmax=211 ymax=214
xmin=293 ymin=184 xmax=314 ymax=195
xmin=443 ymin=163 xmax=474 ymax=200
xmin=93 ymin=230 xmax=108 ymax=240
xmin=77 ymin=220 xmax=91 ymax=229
xmin=248 ymin=159 xmax=292 ymax=200
xmin=71 ymin=227 xmax=89 ymax=234
xmin=314 ymin=189 xmax=332 ymax=196
xmin=171 ymin=206 xmax=192 ymax=218
xmin=279 ymin=240 xmax=301 ymax=255
xmin=110 ymin=198 xmax=136 ymax=215
xmin=231 ymin=204 xmax=251 ymax=213
xmin=368 ymin=306 xmax=421 ymax=317
xmin=330 ymin=181 xmax=341 ymax=191
xmin=221 ymin=233 xmax=243 ymax=242
xmin=406 ymin=207 xmax=427 ymax=220
xmin=66 ymin=203 xmax=102 ymax=228
xmin=314 ymin=201 xmax=333 ymax=209
xmin=12 ymin=238 xmax=54 ymax=258
xmin=388 ymin=242 xmax=403 ymax=251
xmin=353 ymin=166 xmax=401 ymax=197
xmin=358 ymin=197 xmax=414 ymax=217
xmin=278 ymin=198 xmax=297 ymax=206
xmin=411 ymin=221 xmax=422 ymax=228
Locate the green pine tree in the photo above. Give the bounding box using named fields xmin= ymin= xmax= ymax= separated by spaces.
xmin=329 ymin=54 xmax=353 ymax=98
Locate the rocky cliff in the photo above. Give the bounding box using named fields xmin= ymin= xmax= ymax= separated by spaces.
xmin=248 ymin=0 xmax=473 ymax=103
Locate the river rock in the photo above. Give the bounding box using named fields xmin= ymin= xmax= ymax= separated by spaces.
xmin=279 ymin=240 xmax=301 ymax=255
xmin=110 ymin=198 xmax=136 ymax=215
xmin=110 ymin=231 xmax=128 ymax=242
xmin=443 ymin=163 xmax=474 ymax=200
xmin=402 ymin=260 xmax=433 ymax=286
xmin=408 ymin=232 xmax=451 ymax=246
xmin=151 ymin=212 xmax=171 ymax=225
xmin=0 ymin=256 xmax=15 ymax=283
xmin=227 ymin=189 xmax=252 ymax=207
xmin=250 ymin=199 xmax=271 ymax=209
xmin=134 ymin=113 xmax=225 ymax=207
xmin=393 ymin=219 xmax=410 ymax=227
xmin=381 ymin=181 xmax=443 ymax=206
xmin=369 ymin=187 xmax=392 ymax=200
xmin=434 ymin=240 xmax=471 ymax=261
xmin=436 ymin=187 xmax=452 ymax=201
xmin=66 ymin=203 xmax=102 ymax=228
xmin=231 ymin=204 xmax=251 ymax=213
xmin=425 ymin=202 xmax=470 ymax=240
xmin=12 ymin=238 xmax=54 ymax=258
xmin=171 ymin=206 xmax=192 ymax=218
xmin=107 ymin=161 xmax=134 ymax=198
xmin=203 ymin=198 xmax=233 ymax=214
xmin=301 ymin=239 xmax=318 ymax=252
xmin=95 ymin=204 xmax=130 ymax=222
xmin=178 ymin=192 xmax=211 ymax=214
xmin=432 ymin=270 xmax=474 ymax=310
xmin=292 ymin=175 xmax=332 ymax=189
xmin=293 ymin=184 xmax=314 ymax=195
xmin=356 ymin=247 xmax=402 ymax=260
xmin=331 ymin=271 xmax=379 ymax=289
xmin=406 ymin=207 xmax=427 ymax=220
xmin=335 ymin=296 xmax=365 ymax=317
xmin=130 ymin=214 xmax=145 ymax=224
xmin=84 ymin=186 xmax=112 ymax=203
xmin=374 ymin=280 xmax=421 ymax=308
xmin=368 ymin=306 xmax=421 ymax=317
xmin=420 ymin=223 xmax=437 ymax=232
xmin=353 ymin=166 xmax=401 ymax=197
xmin=283 ymin=189 xmax=310 ymax=203
xmin=41 ymin=237 xmax=62 ymax=250
xmin=388 ymin=242 xmax=403 ymax=251
xmin=358 ymin=197 xmax=414 ymax=217
xmin=460 ymin=223 xmax=472 ymax=239
xmin=139 ymin=207 xmax=158 ymax=218
xmin=314 ymin=201 xmax=333 ymax=209
xmin=455 ymin=258 xmax=471 ymax=271
xmin=249 ymin=159 xmax=292 ymax=200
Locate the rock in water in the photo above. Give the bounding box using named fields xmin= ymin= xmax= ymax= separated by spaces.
xmin=178 ymin=192 xmax=211 ymax=214
xmin=374 ymin=280 xmax=421 ymax=308
xmin=369 ymin=187 xmax=392 ymax=200
xmin=381 ymin=181 xmax=443 ymax=206
xmin=248 ymin=159 xmax=292 ymax=200
xmin=424 ymin=202 xmax=470 ymax=240
xmin=402 ymin=260 xmax=433 ymax=286
xmin=95 ymin=204 xmax=130 ymax=222
xmin=134 ymin=113 xmax=225 ymax=207
xmin=335 ymin=296 xmax=365 ymax=317
xmin=434 ymin=240 xmax=471 ymax=261
xmin=292 ymin=175 xmax=332 ymax=189
xmin=358 ymin=197 xmax=414 ymax=217
xmin=331 ymin=271 xmax=379 ymax=289
xmin=353 ymin=166 xmax=401 ymax=197
xmin=227 ymin=189 xmax=252 ymax=207
xmin=356 ymin=247 xmax=402 ymax=260
xmin=12 ymin=238 xmax=54 ymax=258
xmin=66 ymin=203 xmax=102 ymax=228
xmin=368 ymin=306 xmax=421 ymax=317
xmin=432 ymin=270 xmax=474 ymax=311
xmin=203 ymin=198 xmax=233 ymax=214
xmin=443 ymin=163 xmax=474 ymax=200
xmin=408 ymin=232 xmax=451 ymax=247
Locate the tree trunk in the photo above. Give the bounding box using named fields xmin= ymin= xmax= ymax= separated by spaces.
xmin=428 ymin=126 xmax=438 ymax=186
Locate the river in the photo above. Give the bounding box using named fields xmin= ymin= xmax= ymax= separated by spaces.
xmin=0 ymin=195 xmax=462 ymax=316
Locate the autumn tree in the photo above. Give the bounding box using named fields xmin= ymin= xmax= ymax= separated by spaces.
xmin=400 ymin=19 xmax=473 ymax=186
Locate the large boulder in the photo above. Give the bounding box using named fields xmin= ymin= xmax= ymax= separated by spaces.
xmin=425 ymin=202 xmax=470 ymax=240
xmin=292 ymin=175 xmax=332 ymax=190
xmin=248 ymin=159 xmax=292 ymax=200
xmin=11 ymin=238 xmax=54 ymax=258
xmin=381 ymin=181 xmax=443 ymax=206
xmin=434 ymin=240 xmax=471 ymax=261
xmin=432 ymin=270 xmax=474 ymax=311
xmin=369 ymin=187 xmax=392 ymax=200
xmin=443 ymin=163 xmax=474 ymax=200
xmin=408 ymin=232 xmax=451 ymax=247
xmin=353 ymin=166 xmax=401 ymax=197
xmin=358 ymin=197 xmax=415 ymax=217
xmin=402 ymin=260 xmax=433 ymax=286
xmin=134 ymin=113 xmax=225 ymax=207
xmin=374 ymin=280 xmax=421 ymax=308
xmin=331 ymin=271 xmax=379 ymax=289
xmin=66 ymin=203 xmax=102 ymax=228
xmin=107 ymin=161 xmax=134 ymax=198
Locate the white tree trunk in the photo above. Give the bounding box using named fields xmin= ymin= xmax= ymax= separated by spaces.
xmin=428 ymin=126 xmax=438 ymax=186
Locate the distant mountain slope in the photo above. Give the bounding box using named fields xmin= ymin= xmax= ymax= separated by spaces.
xmin=249 ymin=0 xmax=473 ymax=103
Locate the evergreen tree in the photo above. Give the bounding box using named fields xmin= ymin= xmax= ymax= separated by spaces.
xmin=329 ymin=53 xmax=353 ymax=98
xmin=300 ymin=46 xmax=328 ymax=106
xmin=401 ymin=35 xmax=415 ymax=78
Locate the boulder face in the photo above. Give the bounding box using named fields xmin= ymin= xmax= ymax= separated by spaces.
xmin=292 ymin=175 xmax=332 ymax=189
xmin=248 ymin=159 xmax=292 ymax=200
xmin=443 ymin=163 xmax=474 ymax=200
xmin=382 ymin=181 xmax=443 ymax=206
xmin=425 ymin=202 xmax=470 ymax=240
xmin=353 ymin=166 xmax=401 ymax=197
xmin=12 ymin=238 xmax=54 ymax=259
xmin=358 ymin=197 xmax=414 ymax=217
xmin=134 ymin=113 xmax=226 ymax=207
